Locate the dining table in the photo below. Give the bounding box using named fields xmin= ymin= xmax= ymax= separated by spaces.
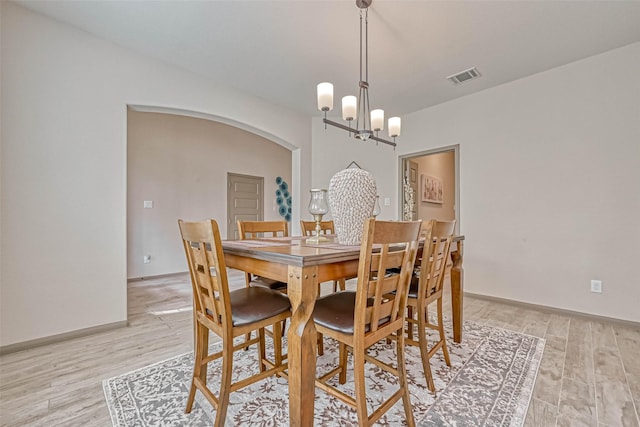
xmin=221 ymin=233 xmax=465 ymax=427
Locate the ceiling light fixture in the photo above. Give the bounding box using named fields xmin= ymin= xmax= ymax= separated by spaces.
xmin=316 ymin=0 xmax=399 ymax=148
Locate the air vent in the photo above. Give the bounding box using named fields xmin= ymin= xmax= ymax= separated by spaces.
xmin=446 ymin=67 xmax=481 ymax=85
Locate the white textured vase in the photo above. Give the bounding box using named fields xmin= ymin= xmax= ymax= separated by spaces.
xmin=328 ymin=168 xmax=377 ymax=245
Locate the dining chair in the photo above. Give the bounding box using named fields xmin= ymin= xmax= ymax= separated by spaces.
xmin=178 ymin=219 xmax=291 ymax=427
xmin=236 ymin=220 xmax=289 ymax=359
xmin=300 ymin=219 xmax=346 ymax=293
xmin=405 ymin=219 xmax=456 ymax=393
xmin=237 ymin=220 xmax=289 ymax=292
xmin=312 ymin=218 xmax=421 ymax=426
xmin=301 ymin=218 xmax=347 ymax=356
xmin=300 ymin=219 xmax=334 ymax=236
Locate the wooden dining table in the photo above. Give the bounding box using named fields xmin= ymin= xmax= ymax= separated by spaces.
xmin=221 ymin=234 xmax=465 ymax=427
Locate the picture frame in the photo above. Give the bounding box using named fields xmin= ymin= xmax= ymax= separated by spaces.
xmin=421 ymin=174 xmax=443 ymax=204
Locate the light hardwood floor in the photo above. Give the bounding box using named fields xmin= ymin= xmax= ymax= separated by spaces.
xmin=1 ymin=270 xmax=638 ymax=426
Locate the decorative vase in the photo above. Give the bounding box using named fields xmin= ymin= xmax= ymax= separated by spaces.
xmin=328 ymin=168 xmax=377 ymax=245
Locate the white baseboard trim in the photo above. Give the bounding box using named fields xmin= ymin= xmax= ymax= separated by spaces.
xmin=465 ymin=292 xmax=640 ymax=328
xmin=127 ymin=271 xmax=189 ymax=282
xmin=0 ymin=320 xmax=128 ymax=355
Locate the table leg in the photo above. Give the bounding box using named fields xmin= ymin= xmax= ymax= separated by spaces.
xmin=450 ymin=240 xmax=464 ymax=343
xmin=287 ymin=265 xmax=318 ymax=427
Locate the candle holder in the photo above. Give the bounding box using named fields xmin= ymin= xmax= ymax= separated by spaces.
xmin=307 ymin=189 xmax=329 ymax=243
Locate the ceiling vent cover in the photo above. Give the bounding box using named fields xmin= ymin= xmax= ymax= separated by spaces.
xmin=447 ymin=67 xmax=481 ymax=85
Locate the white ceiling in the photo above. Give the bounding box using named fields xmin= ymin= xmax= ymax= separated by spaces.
xmin=16 ymin=0 xmax=640 ymax=117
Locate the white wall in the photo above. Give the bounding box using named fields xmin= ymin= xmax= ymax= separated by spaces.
xmin=128 ymin=111 xmax=292 ymax=279
xmin=0 ymin=3 xmax=311 ymax=347
xmin=312 ymin=42 xmax=640 ymax=322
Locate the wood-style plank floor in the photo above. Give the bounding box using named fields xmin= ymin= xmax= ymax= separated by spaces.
xmin=1 ymin=270 xmax=639 ymax=426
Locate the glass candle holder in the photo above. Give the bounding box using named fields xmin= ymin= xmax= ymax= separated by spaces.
xmin=307 ymin=189 xmax=329 ymax=243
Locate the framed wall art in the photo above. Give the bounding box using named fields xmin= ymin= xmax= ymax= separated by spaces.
xmin=421 ymin=174 xmax=443 ymax=204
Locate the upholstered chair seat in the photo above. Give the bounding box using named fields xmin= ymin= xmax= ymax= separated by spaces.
xmin=313 ymin=291 xmax=390 ymax=335
xmin=203 ymin=287 xmax=291 ymax=327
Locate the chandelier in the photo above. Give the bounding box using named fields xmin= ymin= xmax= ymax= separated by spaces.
xmin=316 ymin=0 xmax=400 ymax=148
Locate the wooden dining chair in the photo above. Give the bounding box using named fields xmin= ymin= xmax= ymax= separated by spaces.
xmin=300 ymin=218 xmax=347 ymax=356
xmin=405 ymin=219 xmax=456 ymax=393
xmin=300 ymin=219 xmax=334 ymax=236
xmin=178 ymin=219 xmax=291 ymax=427
xmin=237 ymin=220 xmax=289 ymax=357
xmin=312 ymin=219 xmax=421 ymax=426
xmin=237 ymin=220 xmax=289 ymax=292
xmin=300 ymin=219 xmax=346 ymax=293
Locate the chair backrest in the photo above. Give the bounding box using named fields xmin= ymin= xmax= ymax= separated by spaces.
xmin=419 ymin=220 xmax=433 ymax=240
xmin=237 ymin=220 xmax=288 ymax=240
xmin=355 ymin=219 xmax=421 ymax=338
xmin=178 ymin=219 xmax=231 ymax=332
xmin=300 ymin=220 xmax=335 ymax=236
xmin=417 ymin=220 xmax=456 ymax=299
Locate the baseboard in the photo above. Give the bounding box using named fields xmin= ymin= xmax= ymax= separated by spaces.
xmin=0 ymin=320 xmax=128 ymax=355
xmin=128 ymin=271 xmax=189 ymax=282
xmin=465 ymin=292 xmax=640 ymax=329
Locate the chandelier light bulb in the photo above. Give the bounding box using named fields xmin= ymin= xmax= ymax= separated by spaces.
xmin=317 ymin=82 xmax=334 ymax=112
xmin=388 ymin=117 xmax=401 ymax=137
xmin=371 ymin=109 xmax=384 ymax=131
xmin=342 ymin=96 xmax=357 ymax=121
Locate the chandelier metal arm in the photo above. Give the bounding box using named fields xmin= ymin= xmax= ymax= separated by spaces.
xmin=323 ymin=118 xmax=396 ymax=148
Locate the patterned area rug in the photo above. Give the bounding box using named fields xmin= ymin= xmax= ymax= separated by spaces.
xmin=103 ymin=321 xmax=544 ymax=426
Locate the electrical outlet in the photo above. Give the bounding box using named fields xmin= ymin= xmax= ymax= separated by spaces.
xmin=144 ymin=255 xmax=151 ymax=264
xmin=590 ymin=279 xmax=602 ymax=293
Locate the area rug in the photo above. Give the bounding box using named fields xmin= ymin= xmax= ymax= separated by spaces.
xmin=103 ymin=321 xmax=544 ymax=426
